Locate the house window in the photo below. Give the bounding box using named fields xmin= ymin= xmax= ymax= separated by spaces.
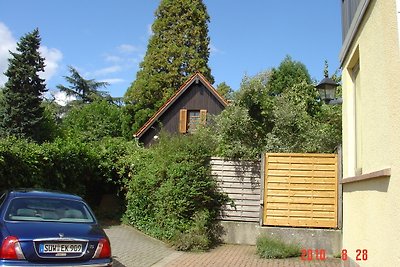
xmin=188 ymin=111 xmax=201 ymax=133
xmin=179 ymin=109 xmax=207 ymax=133
xmin=341 ymin=0 xmax=362 ymax=41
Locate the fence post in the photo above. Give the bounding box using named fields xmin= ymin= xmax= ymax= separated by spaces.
xmin=337 ymin=145 xmax=343 ymax=229
xmin=259 ymin=153 xmax=265 ymax=226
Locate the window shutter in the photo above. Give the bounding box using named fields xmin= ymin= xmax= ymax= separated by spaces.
xmin=179 ymin=109 xmax=187 ymax=133
xmin=200 ymin=109 xmax=207 ymax=125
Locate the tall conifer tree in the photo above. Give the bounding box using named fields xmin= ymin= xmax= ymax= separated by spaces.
xmin=124 ymin=0 xmax=213 ymax=132
xmin=0 ymin=28 xmax=47 ymax=142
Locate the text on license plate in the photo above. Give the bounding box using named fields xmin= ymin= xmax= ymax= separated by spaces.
xmin=39 ymin=243 xmax=82 ymax=253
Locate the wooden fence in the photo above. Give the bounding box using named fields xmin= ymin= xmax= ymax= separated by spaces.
xmin=210 ymin=157 xmax=261 ymax=222
xmin=263 ymin=153 xmax=338 ymax=228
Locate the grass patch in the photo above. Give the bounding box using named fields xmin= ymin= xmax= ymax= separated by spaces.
xmin=256 ymin=235 xmax=301 ymax=259
xmin=333 ymin=252 xmax=342 ymax=258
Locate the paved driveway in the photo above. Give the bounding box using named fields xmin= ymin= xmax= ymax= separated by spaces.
xmin=105 ymin=224 xmax=342 ymax=267
xmin=104 ymin=225 xmax=179 ymax=267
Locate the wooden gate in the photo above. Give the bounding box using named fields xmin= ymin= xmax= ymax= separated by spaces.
xmin=263 ymin=153 xmax=338 ymax=228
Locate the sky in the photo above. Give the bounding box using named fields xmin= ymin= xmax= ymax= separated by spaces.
xmin=0 ymin=1 xmax=342 ymax=101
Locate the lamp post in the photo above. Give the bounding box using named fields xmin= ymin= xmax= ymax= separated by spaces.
xmin=316 ymin=74 xmax=343 ymax=230
xmin=316 ymin=75 xmax=340 ymax=104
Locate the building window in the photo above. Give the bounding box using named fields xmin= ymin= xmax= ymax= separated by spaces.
xmin=179 ymin=109 xmax=207 ymax=133
xmin=341 ymin=0 xmax=362 ymax=41
xmin=188 ymin=111 xmax=201 ymax=133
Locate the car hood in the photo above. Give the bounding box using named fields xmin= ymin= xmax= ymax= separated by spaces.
xmin=4 ymin=221 xmax=105 ymax=241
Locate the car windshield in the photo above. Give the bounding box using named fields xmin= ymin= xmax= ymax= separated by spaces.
xmin=5 ymin=197 xmax=95 ymax=223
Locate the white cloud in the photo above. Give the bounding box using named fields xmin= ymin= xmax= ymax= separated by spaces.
xmin=92 ymin=43 xmax=143 ymax=87
xmin=209 ymin=43 xmax=222 ymax=55
xmin=39 ymin=46 xmax=63 ymax=81
xmin=100 ymin=78 xmax=125 ymax=84
xmin=93 ymin=65 xmax=122 ymax=76
xmin=117 ymin=44 xmax=139 ymax=54
xmin=147 ymin=24 xmax=153 ymax=36
xmin=52 ymin=91 xmax=76 ymax=106
xmin=0 ymin=22 xmax=16 ymax=86
xmin=0 ymin=22 xmax=63 ymax=86
xmin=104 ymin=54 xmax=124 ymax=63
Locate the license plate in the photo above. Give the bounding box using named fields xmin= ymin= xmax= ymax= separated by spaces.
xmin=39 ymin=243 xmax=83 ymax=253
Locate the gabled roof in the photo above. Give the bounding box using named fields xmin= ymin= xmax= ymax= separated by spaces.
xmin=134 ymin=72 xmax=228 ymax=138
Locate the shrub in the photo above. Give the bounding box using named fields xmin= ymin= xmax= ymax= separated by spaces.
xmin=0 ymin=137 xmax=43 ymax=190
xmin=61 ymin=100 xmax=124 ymax=141
xmin=122 ymin=131 xmax=228 ymax=251
xmin=171 ymin=210 xmax=213 ymax=251
xmin=40 ymin=138 xmax=101 ymax=200
xmin=256 ymin=236 xmax=301 ymax=259
xmin=0 ymin=136 xmax=136 ymax=210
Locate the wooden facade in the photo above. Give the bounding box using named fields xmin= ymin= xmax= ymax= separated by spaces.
xmin=134 ymin=73 xmax=227 ymax=146
xmin=263 ymin=153 xmax=338 ymax=228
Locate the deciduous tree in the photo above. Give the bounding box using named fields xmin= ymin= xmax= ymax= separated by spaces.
xmin=213 ymin=57 xmax=341 ymax=159
xmin=61 ymin=100 xmax=124 ymax=141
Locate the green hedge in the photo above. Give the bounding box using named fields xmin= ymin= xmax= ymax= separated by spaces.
xmin=0 ymin=137 xmax=43 ymax=190
xmin=121 ymin=132 xmax=228 ymax=251
xmin=0 ymin=132 xmax=229 ymax=251
xmin=0 ymin=136 xmax=136 ymax=205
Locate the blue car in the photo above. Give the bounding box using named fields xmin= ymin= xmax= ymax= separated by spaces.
xmin=0 ymin=189 xmax=112 ymax=266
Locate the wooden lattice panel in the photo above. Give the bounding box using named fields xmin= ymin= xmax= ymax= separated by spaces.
xmin=211 ymin=157 xmax=261 ymax=222
xmin=263 ymin=153 xmax=338 ymax=228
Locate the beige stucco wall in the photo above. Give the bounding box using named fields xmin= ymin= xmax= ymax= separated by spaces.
xmin=398 ymin=0 xmax=400 ymax=44
xmin=341 ymin=0 xmax=400 ymax=266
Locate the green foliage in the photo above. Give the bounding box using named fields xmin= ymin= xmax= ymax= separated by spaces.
xmin=40 ymin=100 xmax=62 ymax=141
xmin=171 ymin=209 xmax=220 ymax=251
xmin=268 ymin=55 xmax=312 ymax=95
xmin=95 ymin=137 xmax=138 ymax=189
xmin=213 ymin=105 xmax=260 ymax=159
xmin=212 ymin=71 xmax=273 ymax=159
xmin=61 ymin=100 xmax=124 ymax=141
xmin=0 ymin=29 xmax=48 ymax=142
xmin=0 ymin=136 xmax=138 ymax=207
xmin=213 ymin=57 xmax=341 ymax=159
xmin=57 ymin=66 xmax=110 ymax=104
xmin=216 ymin=82 xmax=234 ymax=100
xmin=122 ymin=132 xmax=228 ymax=250
xmin=120 ymin=104 xmax=138 ymax=139
xmin=235 ymin=71 xmax=275 ymax=133
xmin=264 ymin=82 xmax=341 ymax=153
xmin=124 ymin=0 xmax=213 ymax=133
xmin=256 ymin=236 xmax=301 ymax=259
xmin=0 ymin=87 xmax=4 ymax=123
xmin=0 ymin=137 xmax=43 ymax=190
xmin=39 ymin=138 xmax=100 ymax=197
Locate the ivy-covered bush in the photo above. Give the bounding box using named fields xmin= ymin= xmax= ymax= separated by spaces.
xmin=121 ymin=131 xmax=228 ymax=251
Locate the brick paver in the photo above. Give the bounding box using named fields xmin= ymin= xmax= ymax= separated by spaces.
xmin=165 ymin=244 xmax=342 ymax=267
xmin=105 ymin=224 xmax=342 ymax=267
xmin=104 ymin=224 xmax=176 ymax=267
